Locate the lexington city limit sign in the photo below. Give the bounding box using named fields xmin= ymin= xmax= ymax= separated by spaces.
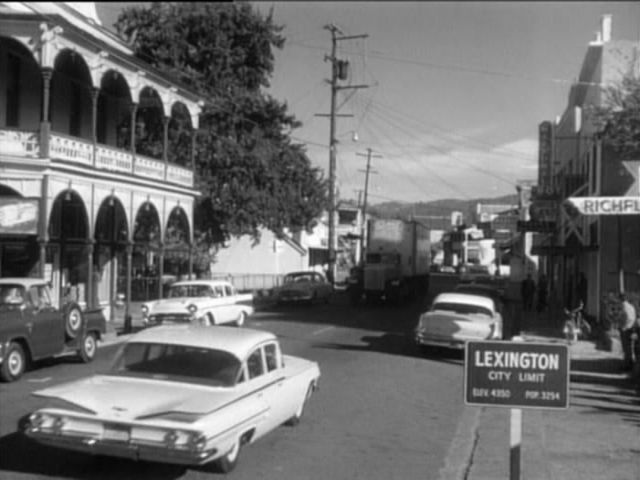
xmin=465 ymin=341 xmax=569 ymax=409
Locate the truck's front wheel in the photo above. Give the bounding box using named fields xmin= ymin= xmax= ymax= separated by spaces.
xmin=0 ymin=342 xmax=27 ymax=382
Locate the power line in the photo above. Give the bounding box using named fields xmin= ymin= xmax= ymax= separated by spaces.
xmin=286 ymin=39 xmax=605 ymax=88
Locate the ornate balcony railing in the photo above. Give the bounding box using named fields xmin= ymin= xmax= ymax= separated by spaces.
xmin=95 ymin=145 xmax=133 ymax=174
xmin=0 ymin=129 xmax=193 ymax=188
xmin=50 ymin=133 xmax=93 ymax=165
xmin=0 ymin=128 xmax=40 ymax=157
xmin=134 ymin=154 xmax=165 ymax=181
xmin=166 ymin=164 xmax=194 ymax=187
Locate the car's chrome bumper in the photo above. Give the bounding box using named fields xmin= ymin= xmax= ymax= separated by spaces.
xmin=415 ymin=332 xmax=466 ymax=350
xmin=25 ymin=430 xmax=218 ymax=466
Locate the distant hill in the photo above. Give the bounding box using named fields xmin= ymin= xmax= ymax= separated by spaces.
xmin=367 ymin=194 xmax=519 ymax=224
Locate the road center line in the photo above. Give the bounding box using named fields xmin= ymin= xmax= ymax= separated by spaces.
xmin=312 ymin=326 xmax=335 ymax=336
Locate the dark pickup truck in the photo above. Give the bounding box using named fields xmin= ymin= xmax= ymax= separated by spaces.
xmin=0 ymin=278 xmax=106 ymax=382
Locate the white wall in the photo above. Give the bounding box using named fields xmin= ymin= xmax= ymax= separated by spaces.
xmin=211 ymin=229 xmax=307 ymax=276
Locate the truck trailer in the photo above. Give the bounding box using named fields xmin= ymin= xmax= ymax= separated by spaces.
xmin=361 ymin=219 xmax=430 ymax=303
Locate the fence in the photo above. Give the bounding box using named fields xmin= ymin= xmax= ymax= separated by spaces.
xmin=209 ymin=273 xmax=285 ymax=292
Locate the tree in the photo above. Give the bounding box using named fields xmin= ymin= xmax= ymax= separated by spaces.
xmin=115 ymin=2 xmax=329 ymax=250
xmin=591 ymin=72 xmax=640 ymax=159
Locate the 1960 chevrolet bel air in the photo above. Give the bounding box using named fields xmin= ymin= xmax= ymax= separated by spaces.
xmin=25 ymin=325 xmax=320 ymax=473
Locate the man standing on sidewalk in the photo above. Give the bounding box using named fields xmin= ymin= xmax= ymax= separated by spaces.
xmin=618 ymin=293 xmax=638 ymax=371
xmin=521 ymin=274 xmax=536 ymax=312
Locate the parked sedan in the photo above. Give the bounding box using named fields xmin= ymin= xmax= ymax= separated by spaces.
xmin=142 ymin=280 xmax=254 ymax=327
xmin=415 ymin=292 xmax=503 ymax=353
xmin=274 ymin=271 xmax=333 ymax=305
xmin=25 ymin=325 xmax=321 ymax=473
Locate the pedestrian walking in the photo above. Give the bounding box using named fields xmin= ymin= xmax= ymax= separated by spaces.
xmin=521 ymin=273 xmax=536 ymax=312
xmin=618 ymin=292 xmax=638 ymax=371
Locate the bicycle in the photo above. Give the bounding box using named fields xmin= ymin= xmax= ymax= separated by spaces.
xmin=563 ymin=301 xmax=592 ymax=344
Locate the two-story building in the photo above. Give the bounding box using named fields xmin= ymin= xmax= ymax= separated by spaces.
xmin=0 ymin=3 xmax=203 ymax=321
xmin=531 ymin=14 xmax=640 ymax=319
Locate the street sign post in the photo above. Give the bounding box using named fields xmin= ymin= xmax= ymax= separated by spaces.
xmin=464 ymin=341 xmax=570 ymax=480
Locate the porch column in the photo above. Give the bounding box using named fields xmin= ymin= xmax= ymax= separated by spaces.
xmin=157 ymin=242 xmax=165 ymax=300
xmin=129 ymin=103 xmax=138 ymax=154
xmin=90 ymin=87 xmax=99 ymax=167
xmin=191 ymin=129 xmax=197 ymax=172
xmin=40 ymin=67 xmax=53 ymax=158
xmin=124 ymin=241 xmax=134 ymax=333
xmin=38 ymin=239 xmax=47 ymax=279
xmin=37 ymin=175 xmax=49 ymax=277
xmin=86 ymin=240 xmax=95 ymax=309
xmin=162 ymin=116 xmax=170 ymax=180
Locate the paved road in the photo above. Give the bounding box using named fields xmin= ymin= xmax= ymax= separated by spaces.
xmin=0 ymin=296 xmax=472 ymax=480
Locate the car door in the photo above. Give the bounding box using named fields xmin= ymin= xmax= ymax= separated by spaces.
xmin=245 ymin=345 xmax=287 ymax=435
xmin=261 ymin=342 xmax=296 ymax=425
xmin=211 ymin=284 xmax=230 ymax=324
xmin=26 ymin=285 xmax=63 ymax=358
xmin=315 ymin=273 xmax=330 ymax=299
xmin=223 ymin=284 xmax=238 ymax=323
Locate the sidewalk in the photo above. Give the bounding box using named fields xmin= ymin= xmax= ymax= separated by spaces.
xmin=464 ymin=306 xmax=640 ymax=480
xmin=99 ymin=302 xmax=147 ymax=347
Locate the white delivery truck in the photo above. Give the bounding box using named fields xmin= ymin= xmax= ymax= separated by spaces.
xmin=363 ymin=219 xmax=430 ymax=303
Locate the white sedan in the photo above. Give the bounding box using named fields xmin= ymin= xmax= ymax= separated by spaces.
xmin=415 ymin=292 xmax=504 ymax=353
xmin=142 ymin=280 xmax=254 ymax=327
xmin=25 ymin=325 xmax=321 ymax=473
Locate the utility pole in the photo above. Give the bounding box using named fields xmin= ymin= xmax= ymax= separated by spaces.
xmin=322 ymin=24 xmax=368 ymax=285
xmin=356 ymin=148 xmax=381 ymax=260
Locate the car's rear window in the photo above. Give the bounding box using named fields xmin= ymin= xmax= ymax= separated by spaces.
xmin=431 ymin=302 xmax=493 ymax=317
xmin=284 ymin=274 xmax=313 ymax=284
xmin=109 ymin=342 xmax=241 ymax=387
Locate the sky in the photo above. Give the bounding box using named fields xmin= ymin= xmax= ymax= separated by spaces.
xmin=96 ymin=2 xmax=640 ymax=205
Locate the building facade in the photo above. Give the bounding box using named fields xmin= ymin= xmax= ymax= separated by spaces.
xmin=531 ymin=15 xmax=640 ymax=320
xmin=0 ymin=3 xmax=203 ymax=321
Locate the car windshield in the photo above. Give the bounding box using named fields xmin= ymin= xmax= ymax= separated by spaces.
xmin=109 ymin=342 xmax=242 ymax=387
xmin=167 ymin=284 xmax=213 ymax=298
xmin=284 ymin=274 xmax=313 ymax=284
xmin=432 ymin=302 xmax=493 ymax=317
xmin=0 ymin=284 xmax=26 ymax=306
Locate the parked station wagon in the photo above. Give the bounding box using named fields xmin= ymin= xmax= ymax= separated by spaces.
xmin=25 ymin=325 xmax=321 ymax=473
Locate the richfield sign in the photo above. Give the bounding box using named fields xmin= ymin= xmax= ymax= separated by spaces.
xmin=568 ymin=196 xmax=640 ymax=215
xmin=465 ymin=341 xmax=569 ymax=409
